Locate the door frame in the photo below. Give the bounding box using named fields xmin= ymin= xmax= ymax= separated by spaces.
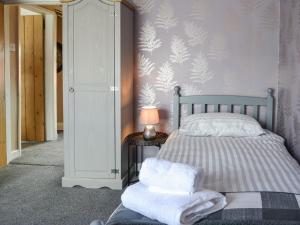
xmin=4 ymin=5 xmax=58 ymax=163
xmin=0 ymin=3 xmax=7 ymax=167
xmin=3 ymin=0 xmax=64 ymax=4
xmin=4 ymin=5 xmax=20 ymax=162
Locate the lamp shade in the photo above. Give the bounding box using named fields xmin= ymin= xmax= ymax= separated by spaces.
xmin=140 ymin=106 xmax=159 ymax=125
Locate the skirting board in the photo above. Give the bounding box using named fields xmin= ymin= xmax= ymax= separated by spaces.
xmin=62 ymin=176 xmax=127 ymax=190
xmin=8 ymin=149 xmax=21 ymax=162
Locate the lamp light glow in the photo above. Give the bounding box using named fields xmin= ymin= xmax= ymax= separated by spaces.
xmin=139 ymin=106 xmax=159 ymax=140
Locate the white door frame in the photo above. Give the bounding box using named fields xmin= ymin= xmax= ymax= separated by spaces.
xmin=3 ymin=0 xmax=63 ymax=4
xmin=4 ymin=5 xmax=16 ymax=162
xmin=4 ymin=5 xmax=58 ymax=163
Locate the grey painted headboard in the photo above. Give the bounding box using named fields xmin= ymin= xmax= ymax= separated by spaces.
xmin=173 ymin=86 xmax=274 ymax=131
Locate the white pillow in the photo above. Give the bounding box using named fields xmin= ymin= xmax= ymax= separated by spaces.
xmin=179 ymin=113 xmax=265 ymax=137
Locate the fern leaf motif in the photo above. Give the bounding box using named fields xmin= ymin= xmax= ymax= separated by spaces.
xmin=170 ymin=35 xmax=190 ymax=64
xmin=139 ymin=83 xmax=159 ymax=107
xmin=155 ymin=0 xmax=177 ymax=30
xmin=184 ymin=21 xmax=207 ymax=46
xmin=208 ymin=35 xmax=229 ymax=61
xmin=190 ymin=53 xmax=213 ymax=84
xmin=138 ymin=54 xmax=155 ymax=77
xmin=139 ymin=22 xmax=162 ymax=53
xmin=190 ymin=0 xmax=207 ymax=21
xmin=155 ymin=61 xmax=177 ymax=93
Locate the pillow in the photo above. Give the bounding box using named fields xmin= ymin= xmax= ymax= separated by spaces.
xmin=179 ymin=113 xmax=265 ymax=137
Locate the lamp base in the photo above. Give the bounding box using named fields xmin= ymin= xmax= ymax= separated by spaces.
xmin=143 ymin=125 xmax=156 ymax=140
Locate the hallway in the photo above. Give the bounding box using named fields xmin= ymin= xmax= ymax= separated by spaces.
xmin=11 ymin=133 xmax=64 ymax=167
xmin=0 ymin=136 xmax=121 ymax=225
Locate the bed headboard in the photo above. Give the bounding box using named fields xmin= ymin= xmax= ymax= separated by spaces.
xmin=173 ymin=86 xmax=274 ymax=131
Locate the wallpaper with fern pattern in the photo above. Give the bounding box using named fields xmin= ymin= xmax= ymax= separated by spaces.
xmin=278 ymin=0 xmax=300 ymax=162
xmin=130 ymin=0 xmax=280 ymax=132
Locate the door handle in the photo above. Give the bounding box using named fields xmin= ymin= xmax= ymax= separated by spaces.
xmin=69 ymin=87 xmax=75 ymax=93
xmin=110 ymin=86 xmax=119 ymax=92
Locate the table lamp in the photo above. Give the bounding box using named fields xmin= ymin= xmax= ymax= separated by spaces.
xmin=140 ymin=106 xmax=159 ymax=140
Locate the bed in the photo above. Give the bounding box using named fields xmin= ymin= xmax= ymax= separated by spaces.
xmin=95 ymin=86 xmax=300 ymax=225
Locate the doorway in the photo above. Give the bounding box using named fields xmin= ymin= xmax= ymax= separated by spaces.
xmin=20 ymin=8 xmax=45 ymax=144
xmin=4 ymin=4 xmax=63 ymax=164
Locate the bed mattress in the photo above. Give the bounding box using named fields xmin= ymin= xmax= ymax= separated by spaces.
xmin=102 ymin=131 xmax=300 ymax=225
xmin=157 ymin=130 xmax=300 ymax=194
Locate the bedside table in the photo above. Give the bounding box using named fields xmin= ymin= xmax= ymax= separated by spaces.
xmin=126 ymin=132 xmax=168 ymax=185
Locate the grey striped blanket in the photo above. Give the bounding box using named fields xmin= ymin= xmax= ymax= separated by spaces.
xmin=157 ymin=130 xmax=300 ymax=194
xmin=104 ymin=192 xmax=300 ymax=225
xmin=99 ymin=131 xmax=300 ymax=225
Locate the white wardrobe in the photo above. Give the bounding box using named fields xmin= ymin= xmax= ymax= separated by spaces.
xmin=62 ymin=0 xmax=134 ymax=189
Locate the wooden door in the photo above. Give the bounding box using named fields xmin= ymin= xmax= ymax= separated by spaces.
xmin=67 ymin=0 xmax=115 ymax=178
xmin=20 ymin=15 xmax=45 ymax=142
xmin=0 ymin=3 xmax=7 ymax=167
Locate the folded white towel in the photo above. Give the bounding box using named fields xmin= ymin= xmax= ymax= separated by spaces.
xmin=148 ymin=186 xmax=192 ymax=196
xmin=121 ymin=182 xmax=227 ymax=225
xmin=139 ymin=158 xmax=204 ymax=194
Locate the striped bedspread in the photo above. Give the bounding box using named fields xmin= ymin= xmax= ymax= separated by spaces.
xmin=104 ymin=192 xmax=300 ymax=225
xmin=157 ymin=130 xmax=300 ymax=194
xmin=100 ymin=131 xmax=300 ymax=225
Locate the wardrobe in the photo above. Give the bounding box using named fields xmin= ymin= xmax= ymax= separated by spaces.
xmin=62 ymin=0 xmax=134 ymax=189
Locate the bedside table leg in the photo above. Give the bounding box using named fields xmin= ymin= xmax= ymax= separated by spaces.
xmin=141 ymin=146 xmax=144 ymax=162
xmin=135 ymin=145 xmax=138 ymax=176
xmin=128 ymin=145 xmax=131 ymax=186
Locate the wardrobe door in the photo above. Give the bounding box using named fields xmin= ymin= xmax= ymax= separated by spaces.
xmin=68 ymin=0 xmax=115 ymax=178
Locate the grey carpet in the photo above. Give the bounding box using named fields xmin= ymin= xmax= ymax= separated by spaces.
xmin=0 ymin=134 xmax=122 ymax=225
xmin=11 ymin=133 xmax=64 ymax=167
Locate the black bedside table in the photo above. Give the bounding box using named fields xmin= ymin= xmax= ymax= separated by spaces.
xmin=126 ymin=132 xmax=168 ymax=185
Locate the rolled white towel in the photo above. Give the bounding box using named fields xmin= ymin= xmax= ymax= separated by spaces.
xmin=121 ymin=182 xmax=227 ymax=225
xmin=148 ymin=186 xmax=192 ymax=196
xmin=139 ymin=158 xmax=204 ymax=194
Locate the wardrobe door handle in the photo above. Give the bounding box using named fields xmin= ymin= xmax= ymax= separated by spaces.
xmin=69 ymin=87 xmax=75 ymax=93
xmin=110 ymin=86 xmax=119 ymax=92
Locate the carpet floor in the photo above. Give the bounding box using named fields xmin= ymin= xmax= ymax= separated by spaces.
xmin=11 ymin=133 xmax=64 ymax=167
xmin=0 ymin=135 xmax=122 ymax=225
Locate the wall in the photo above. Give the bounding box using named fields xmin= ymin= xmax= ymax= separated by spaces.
xmin=56 ymin=16 xmax=63 ymax=130
xmin=277 ymin=0 xmax=300 ymax=162
xmin=130 ymin=0 xmax=280 ymax=133
xmin=9 ymin=6 xmax=19 ymax=150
